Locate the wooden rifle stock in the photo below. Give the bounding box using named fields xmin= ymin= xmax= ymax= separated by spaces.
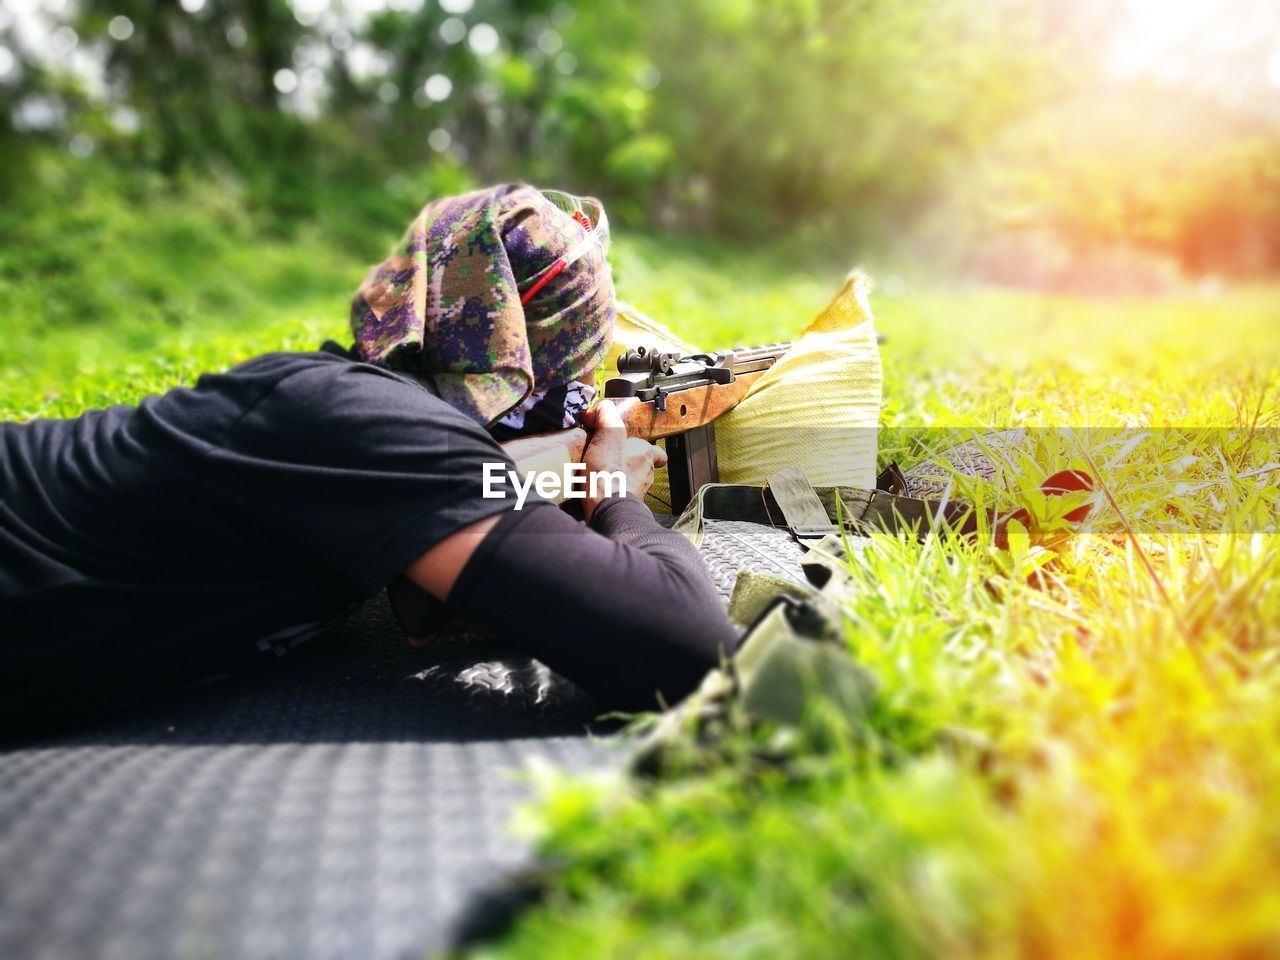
xmin=614 ymin=369 xmax=770 ymax=440
xmin=603 ymin=342 xmax=790 ymax=513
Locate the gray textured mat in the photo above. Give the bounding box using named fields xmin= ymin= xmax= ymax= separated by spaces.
xmin=0 ymin=519 xmax=813 ymax=960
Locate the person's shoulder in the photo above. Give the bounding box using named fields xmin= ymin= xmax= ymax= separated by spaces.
xmin=227 ymin=341 xmax=407 ymax=397
xmin=194 ymin=342 xmax=352 ymax=398
xmin=244 ymin=343 xmax=494 ymax=442
xmin=263 ymin=343 xmax=433 ymax=404
xmin=225 ymin=340 xmax=358 ymax=378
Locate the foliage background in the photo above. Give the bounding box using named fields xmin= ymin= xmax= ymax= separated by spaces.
xmin=3 ymin=0 xmax=1279 ymax=281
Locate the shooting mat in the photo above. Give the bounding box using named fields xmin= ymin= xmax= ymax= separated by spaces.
xmin=0 ymin=517 xmax=819 ymax=960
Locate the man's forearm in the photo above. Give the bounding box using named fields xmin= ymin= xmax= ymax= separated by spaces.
xmin=445 ymin=499 xmax=734 ymax=710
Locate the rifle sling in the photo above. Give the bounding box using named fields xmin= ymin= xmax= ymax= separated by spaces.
xmin=764 ymin=467 xmax=839 ymax=541
xmin=689 ymin=473 xmax=990 ymax=544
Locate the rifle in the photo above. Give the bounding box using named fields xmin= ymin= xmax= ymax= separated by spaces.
xmin=604 ymin=342 xmax=791 ymax=513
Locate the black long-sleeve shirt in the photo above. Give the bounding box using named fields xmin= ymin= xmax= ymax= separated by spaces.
xmin=447 ymin=495 xmax=732 ymax=709
xmin=1 ymin=341 xmax=732 ymax=722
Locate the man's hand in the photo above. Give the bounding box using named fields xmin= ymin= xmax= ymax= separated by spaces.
xmin=579 ymin=398 xmax=667 ymax=521
xmin=406 ymin=404 xmax=664 ymax=601
xmin=500 ymin=428 xmax=588 ymax=503
xmin=501 ymin=427 xmax=588 ymax=468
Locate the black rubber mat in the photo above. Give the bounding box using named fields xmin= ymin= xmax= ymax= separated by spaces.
xmin=0 ymin=519 xmax=815 ymax=960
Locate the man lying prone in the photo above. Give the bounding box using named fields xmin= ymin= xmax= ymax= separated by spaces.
xmin=0 ymin=185 xmax=736 ymax=728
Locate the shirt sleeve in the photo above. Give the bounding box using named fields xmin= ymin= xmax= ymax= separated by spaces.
xmin=209 ymin=361 xmax=519 ymax=596
xmin=445 ymin=497 xmax=737 ymax=709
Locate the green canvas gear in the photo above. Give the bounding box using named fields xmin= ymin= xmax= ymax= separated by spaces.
xmin=632 ymin=471 xmax=879 ymax=777
xmin=630 ymin=591 xmax=878 ymax=776
xmin=727 ymin=569 xmax=815 ymax=626
xmin=732 ymin=598 xmax=876 ymax=728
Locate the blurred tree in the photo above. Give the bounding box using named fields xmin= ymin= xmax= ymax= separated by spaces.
xmin=71 ymin=0 xmax=305 ymax=172
xmin=0 ymin=0 xmax=1275 ymax=271
xmin=550 ymin=0 xmax=1047 ymax=239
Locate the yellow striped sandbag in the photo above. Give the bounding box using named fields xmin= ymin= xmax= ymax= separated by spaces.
xmin=714 ymin=270 xmax=881 ymax=488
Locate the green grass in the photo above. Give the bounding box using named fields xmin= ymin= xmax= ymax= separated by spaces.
xmin=473 ymin=285 xmax=1280 ymax=959
xmin=3 ymin=177 xmax=1278 ymax=960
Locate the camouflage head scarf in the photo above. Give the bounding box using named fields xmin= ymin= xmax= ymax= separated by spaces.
xmin=349 ymin=183 xmax=614 ymax=430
